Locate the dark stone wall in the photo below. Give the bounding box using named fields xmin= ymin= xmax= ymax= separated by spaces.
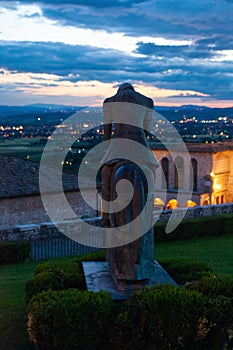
xmin=1 ymin=203 xmax=233 ymax=242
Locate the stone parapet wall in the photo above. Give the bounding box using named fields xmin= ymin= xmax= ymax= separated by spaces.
xmin=0 ymin=218 xmax=100 ymax=241
xmin=1 ymin=203 xmax=233 ymax=241
xmin=156 ymin=202 xmax=233 ymax=222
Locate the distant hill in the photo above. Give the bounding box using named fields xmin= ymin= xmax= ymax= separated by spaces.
xmin=0 ymin=104 xmax=86 ymax=115
xmin=26 ymin=103 xmax=87 ymax=111
xmin=0 ymin=104 xmax=88 ymax=126
xmin=155 ymin=106 xmax=233 ymax=121
xmin=0 ymin=104 xmax=233 ymax=126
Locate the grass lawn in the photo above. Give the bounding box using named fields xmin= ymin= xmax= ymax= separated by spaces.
xmin=0 ymin=261 xmax=38 ymax=350
xmin=0 ymin=233 xmax=233 ymax=349
xmin=155 ymin=233 xmax=233 ymax=276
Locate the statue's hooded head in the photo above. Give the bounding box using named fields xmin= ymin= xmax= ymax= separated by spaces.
xmin=117 ymin=82 xmax=134 ymax=93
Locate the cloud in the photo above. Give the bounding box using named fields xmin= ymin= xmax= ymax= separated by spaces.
xmin=0 ymin=40 xmax=232 ymax=103
xmin=0 ymin=41 xmax=134 ymax=77
xmin=135 ymin=42 xmax=215 ymax=59
xmin=29 ymin=0 xmax=233 ymax=39
xmin=0 ymin=67 xmax=211 ymax=106
xmin=196 ymin=36 xmax=233 ymax=51
xmin=0 ymin=1 xmax=232 ymax=107
xmin=2 ymin=1 xmax=233 ymax=40
xmin=1 ymin=0 xmax=146 ymax=8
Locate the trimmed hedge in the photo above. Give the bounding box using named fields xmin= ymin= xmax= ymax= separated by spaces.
xmin=120 ymin=285 xmax=233 ymax=350
xmin=112 ymin=285 xmax=205 ymax=350
xmin=25 ymin=251 xmax=105 ymax=303
xmin=28 ymin=289 xmax=113 ymax=350
xmin=0 ymin=240 xmax=30 ymax=264
xmin=28 ymin=285 xmax=233 ymax=350
xmin=26 ymin=252 xmax=233 ymax=349
xmin=155 ymin=213 xmax=233 ymax=242
xmin=25 ymin=254 xmax=212 ymax=304
xmin=25 ymin=267 xmax=85 ymax=304
xmin=190 ymin=274 xmax=233 ymax=298
xmin=158 ymin=258 xmax=213 ymax=284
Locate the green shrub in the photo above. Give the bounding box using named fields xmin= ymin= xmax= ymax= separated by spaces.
xmin=0 ymin=240 xmax=30 ymax=264
xmin=27 ymin=289 xmax=113 ymax=350
xmin=154 ymin=213 xmax=233 ymax=242
xmin=190 ymin=274 xmax=233 ymax=298
xmin=25 ymin=262 xmax=85 ymax=304
xmin=111 ymin=285 xmax=233 ymax=350
xmin=158 ymin=258 xmax=213 ymax=284
xmin=34 ymin=251 xmax=105 ymax=276
xmin=26 ymin=250 xmax=105 ymax=304
xmin=72 ymin=250 xmax=106 ymax=267
xmin=200 ymin=296 xmax=233 ymax=348
xmin=188 ymin=275 xmax=233 ymax=348
xmin=111 ymin=285 xmax=206 ymax=350
xmin=26 ymin=253 xmax=233 ymax=350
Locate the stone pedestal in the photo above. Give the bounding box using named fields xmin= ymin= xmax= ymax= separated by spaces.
xmin=83 ymin=260 xmax=177 ymax=300
xmin=106 ymin=228 xmax=155 ymax=291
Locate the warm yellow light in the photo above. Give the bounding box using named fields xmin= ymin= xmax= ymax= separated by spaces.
xmin=166 ymin=199 xmax=178 ymax=210
xmin=154 ymin=198 xmax=165 ymax=206
xmin=213 ymin=183 xmax=221 ymax=191
xmin=186 ymin=200 xmax=197 ymax=207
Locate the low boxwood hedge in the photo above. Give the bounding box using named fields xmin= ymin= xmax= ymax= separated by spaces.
xmin=155 ymin=213 xmax=233 ymax=242
xmin=158 ymin=258 xmax=213 ymax=284
xmin=26 ymin=252 xmax=233 ymax=349
xmin=189 ymin=274 xmax=233 ymax=298
xmin=26 ymin=253 xmax=212 ymax=304
xmin=0 ymin=240 xmax=30 ymax=264
xmin=25 ymin=251 xmax=105 ymax=303
xmin=28 ymin=285 xmax=233 ymax=350
xmin=28 ymin=289 xmax=113 ymax=350
xmin=118 ymin=285 xmax=233 ymax=350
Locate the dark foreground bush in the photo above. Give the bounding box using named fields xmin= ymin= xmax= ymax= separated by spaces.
xmin=158 ymin=258 xmax=213 ymax=284
xmin=26 ymin=251 xmax=233 ymax=350
xmin=25 ymin=260 xmax=85 ymax=304
xmin=112 ymin=285 xmax=206 ymax=350
xmin=25 ymin=251 xmax=105 ymax=303
xmin=27 ymin=285 xmax=233 ymax=350
xmin=27 ymin=256 xmax=213 ymax=300
xmin=27 ymin=289 xmax=113 ymax=350
xmin=0 ymin=240 xmax=30 ymax=264
xmin=190 ymin=274 xmax=233 ymax=298
xmin=113 ymin=285 xmax=233 ymax=350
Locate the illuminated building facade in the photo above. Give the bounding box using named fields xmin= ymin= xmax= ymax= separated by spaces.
xmin=152 ymin=142 xmax=233 ymax=209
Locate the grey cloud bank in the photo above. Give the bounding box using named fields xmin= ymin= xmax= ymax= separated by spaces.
xmin=0 ymin=0 xmax=232 ymax=106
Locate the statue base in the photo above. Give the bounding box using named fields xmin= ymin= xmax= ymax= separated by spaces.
xmin=82 ymin=260 xmax=177 ymax=300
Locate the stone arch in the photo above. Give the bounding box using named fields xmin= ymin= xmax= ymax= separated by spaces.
xmin=166 ymin=199 xmax=179 ymax=210
xmin=185 ymin=200 xmax=197 ymax=207
xmin=154 ymin=197 xmax=165 ymax=209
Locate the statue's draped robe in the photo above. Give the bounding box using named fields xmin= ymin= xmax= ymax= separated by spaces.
xmin=100 ymin=86 xmax=159 ymax=290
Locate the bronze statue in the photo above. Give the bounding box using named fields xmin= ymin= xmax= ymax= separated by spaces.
xmin=100 ymin=83 xmax=158 ymax=291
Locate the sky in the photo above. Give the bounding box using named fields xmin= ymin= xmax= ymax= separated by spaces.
xmin=0 ymin=0 xmax=232 ymax=107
